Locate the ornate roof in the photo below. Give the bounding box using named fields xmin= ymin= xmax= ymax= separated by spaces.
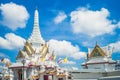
xmin=40 ymin=43 xmax=49 ymax=58
xmin=24 ymin=41 xmax=35 ymax=55
xmin=16 ymin=50 xmax=26 ymax=59
xmin=89 ymin=44 xmax=106 ymax=58
xmin=16 ymin=41 xmax=35 ymax=59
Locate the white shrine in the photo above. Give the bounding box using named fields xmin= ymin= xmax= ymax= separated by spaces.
xmin=82 ymin=44 xmax=116 ymax=71
xmin=70 ymin=44 xmax=119 ymax=80
xmin=8 ymin=9 xmax=69 ymax=80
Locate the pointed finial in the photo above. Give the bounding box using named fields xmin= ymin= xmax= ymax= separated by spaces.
xmin=36 ymin=6 xmax=38 ymax=10
xmin=96 ymin=41 xmax=98 ymax=45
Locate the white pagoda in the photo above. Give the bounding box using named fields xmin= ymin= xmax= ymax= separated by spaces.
xmin=8 ymin=9 xmax=69 ymax=80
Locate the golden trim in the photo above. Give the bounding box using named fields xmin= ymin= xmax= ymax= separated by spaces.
xmin=57 ymin=74 xmax=66 ymax=77
xmin=89 ymin=44 xmax=105 ymax=58
xmin=16 ymin=50 xmax=25 ymax=59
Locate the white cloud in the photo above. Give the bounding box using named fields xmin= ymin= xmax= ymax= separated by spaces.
xmin=117 ymin=22 xmax=120 ymax=28
xmin=48 ymin=39 xmax=79 ymax=56
xmin=48 ymin=39 xmax=86 ymax=59
xmin=108 ymin=41 xmax=120 ymax=53
xmin=61 ymin=61 xmax=77 ymax=70
xmin=0 ymin=53 xmax=9 ymax=58
xmin=82 ymin=41 xmax=90 ymax=47
xmin=70 ymin=7 xmax=118 ymax=37
xmin=54 ymin=11 xmax=67 ymax=24
xmin=0 ymin=2 xmax=29 ymax=30
xmin=72 ymin=52 xmax=87 ymax=60
xmin=82 ymin=41 xmax=98 ymax=47
xmin=71 ymin=67 xmax=79 ymax=70
xmin=67 ymin=61 xmax=76 ymax=65
xmin=0 ymin=33 xmax=25 ymax=50
xmin=63 ymin=60 xmax=76 ymax=65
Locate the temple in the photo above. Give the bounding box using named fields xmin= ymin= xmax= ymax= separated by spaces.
xmin=82 ymin=44 xmax=116 ymax=71
xmin=70 ymin=44 xmax=120 ymax=80
xmin=2 ymin=9 xmax=69 ymax=80
xmin=0 ymin=8 xmax=120 ymax=80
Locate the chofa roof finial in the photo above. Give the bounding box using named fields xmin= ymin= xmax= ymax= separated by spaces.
xmin=96 ymin=41 xmax=98 ymax=45
xmin=36 ymin=6 xmax=38 ymax=10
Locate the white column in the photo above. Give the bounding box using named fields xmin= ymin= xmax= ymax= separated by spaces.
xmin=23 ymin=68 xmax=27 ymax=80
xmin=53 ymin=75 xmax=57 ymax=80
xmin=14 ymin=69 xmax=18 ymax=80
xmin=10 ymin=75 xmax=14 ymax=80
xmin=9 ymin=73 xmax=14 ymax=80
xmin=39 ymin=74 xmax=44 ymax=80
xmin=65 ymin=76 xmax=68 ymax=80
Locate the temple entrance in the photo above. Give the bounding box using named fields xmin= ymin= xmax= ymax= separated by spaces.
xmin=44 ymin=75 xmax=53 ymax=80
xmin=58 ymin=78 xmax=63 ymax=80
xmin=18 ymin=69 xmax=22 ymax=80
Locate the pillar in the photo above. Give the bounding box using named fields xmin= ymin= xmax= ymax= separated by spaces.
xmin=14 ymin=69 xmax=18 ymax=80
xmin=53 ymin=75 xmax=57 ymax=80
xmin=23 ymin=68 xmax=27 ymax=80
xmin=39 ymin=74 xmax=44 ymax=80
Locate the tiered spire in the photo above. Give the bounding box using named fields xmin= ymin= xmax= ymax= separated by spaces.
xmin=28 ymin=9 xmax=44 ymax=45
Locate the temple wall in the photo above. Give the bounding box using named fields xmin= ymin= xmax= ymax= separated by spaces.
xmin=71 ymin=72 xmax=103 ymax=79
xmin=107 ymin=64 xmax=115 ymax=71
xmin=87 ymin=64 xmax=105 ymax=70
xmin=87 ymin=63 xmax=115 ymax=71
xmin=71 ymin=70 xmax=120 ymax=80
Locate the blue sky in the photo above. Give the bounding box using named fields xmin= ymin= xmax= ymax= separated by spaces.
xmin=0 ymin=0 xmax=120 ymax=69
